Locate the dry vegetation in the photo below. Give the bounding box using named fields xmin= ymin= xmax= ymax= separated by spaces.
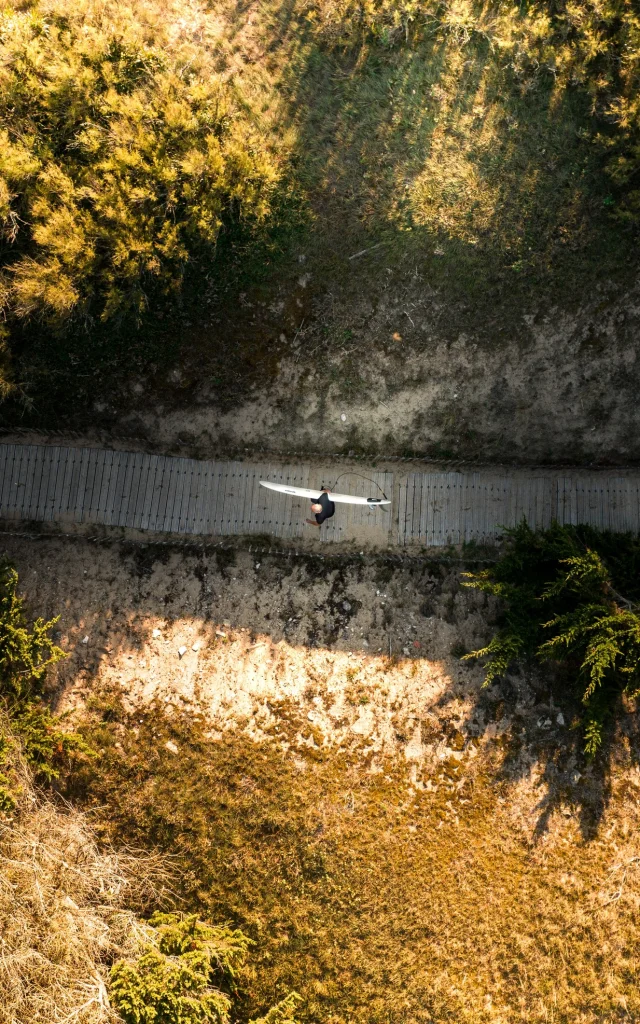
xmin=4 ymin=534 xmax=640 ymax=1024
xmin=0 ymin=719 xmax=167 ymax=1024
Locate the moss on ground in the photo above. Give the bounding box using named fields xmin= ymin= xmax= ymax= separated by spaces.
xmin=74 ymin=690 xmax=640 ymax=1024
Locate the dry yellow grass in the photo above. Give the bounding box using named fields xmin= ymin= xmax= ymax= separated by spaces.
xmin=80 ymin=692 xmax=640 ymax=1024
xmin=0 ymin=722 xmax=169 ymax=1024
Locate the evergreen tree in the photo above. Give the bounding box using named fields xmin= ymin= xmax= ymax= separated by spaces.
xmin=463 ymin=522 xmax=640 ymax=755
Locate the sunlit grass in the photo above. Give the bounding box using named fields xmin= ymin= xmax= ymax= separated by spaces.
xmin=78 ymin=691 xmax=640 ymax=1024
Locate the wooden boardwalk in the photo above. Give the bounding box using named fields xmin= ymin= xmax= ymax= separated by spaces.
xmin=0 ymin=443 xmax=639 ymax=548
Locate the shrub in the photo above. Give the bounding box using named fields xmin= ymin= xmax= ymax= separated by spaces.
xmin=462 ymin=521 xmax=640 ymax=755
xmin=0 ymin=560 xmax=88 ymax=806
xmin=110 ymin=912 xmax=300 ymax=1024
xmin=0 ymin=1 xmax=278 ymax=338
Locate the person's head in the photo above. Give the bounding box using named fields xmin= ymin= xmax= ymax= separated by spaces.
xmin=311 ymin=502 xmax=322 ymax=513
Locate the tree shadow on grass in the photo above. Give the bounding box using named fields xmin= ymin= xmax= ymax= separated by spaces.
xmin=447 ymin=656 xmax=640 ymax=843
xmin=256 ymin=1 xmax=633 ymax=319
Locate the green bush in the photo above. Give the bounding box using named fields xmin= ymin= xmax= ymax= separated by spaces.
xmin=0 ymin=1 xmax=277 ymax=341
xmin=110 ymin=912 xmax=300 ymax=1024
xmin=463 ymin=521 xmax=640 ymax=755
xmin=0 ymin=561 xmax=88 ymax=805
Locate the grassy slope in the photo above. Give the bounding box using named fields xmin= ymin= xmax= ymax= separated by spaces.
xmin=6 ymin=0 xmax=635 ymax=427
xmin=77 ymin=693 xmax=640 ymax=1024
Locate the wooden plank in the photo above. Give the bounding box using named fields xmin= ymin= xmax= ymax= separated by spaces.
xmin=242 ymin=467 xmax=263 ymax=535
xmin=397 ymin=473 xmax=408 ymax=545
xmin=180 ymin=461 xmax=199 ymax=534
xmin=407 ymin=473 xmax=419 ymax=542
xmin=131 ymin=456 xmax=153 ymax=530
xmin=106 ymin=453 xmax=128 ymax=527
xmin=617 ymin=477 xmax=640 ymax=532
xmin=153 ymin=457 xmax=175 ymax=533
xmin=206 ymin=462 xmax=226 ymax=535
xmin=177 ymin=462 xmax=198 ymax=534
xmin=24 ymin=447 xmax=49 ymax=520
xmin=48 ymin=447 xmax=71 ymax=520
xmin=409 ymin=473 xmax=422 ymax=543
xmin=447 ymin=472 xmax=462 ymax=545
xmin=0 ymin=445 xmax=15 ymax=515
xmin=292 ymin=464 xmax=311 ymax=539
xmin=181 ymin=461 xmax=201 ymax=534
xmin=146 ymin=456 xmax=167 ymax=532
xmin=236 ymin=464 xmax=253 ymax=533
xmin=71 ymin=448 xmax=91 ymax=523
xmin=102 ymin=451 xmax=122 ymax=526
xmin=112 ymin=452 xmax=135 ymax=527
xmin=35 ymin=446 xmax=56 ymax=521
xmin=421 ymin=473 xmax=433 ymax=546
xmin=86 ymin=449 xmax=107 ymax=522
xmin=28 ymin=445 xmax=49 ymax=521
xmin=78 ymin=448 xmax=96 ymax=522
xmin=139 ymin=455 xmax=159 ymax=532
xmin=94 ymin=449 xmax=115 ymax=522
xmin=196 ymin=462 xmax=215 ymax=535
xmin=55 ymin=447 xmax=77 ymax=519
xmin=127 ymin=453 xmax=147 ymax=528
xmin=219 ymin=462 xmax=241 ymax=536
xmin=59 ymin=447 xmax=83 ymax=522
xmin=191 ymin=462 xmax=211 ymax=535
xmin=20 ymin=446 xmax=41 ymax=520
xmin=12 ymin=445 xmax=33 ymax=519
xmin=8 ymin=445 xmax=31 ymax=519
xmin=166 ymin=459 xmax=188 ymax=533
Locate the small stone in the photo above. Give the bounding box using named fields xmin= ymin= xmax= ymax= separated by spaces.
xmin=403 ymin=647 xmax=410 ymax=656
xmin=570 ymin=770 xmax=582 ymax=785
xmin=223 ymin=620 xmax=231 ymax=627
xmin=165 ymin=740 xmax=179 ymax=755
xmin=81 ymin=636 xmax=89 ymax=644
xmin=178 ymin=646 xmax=187 ymax=658
xmin=215 ymin=630 xmax=227 ymax=638
xmin=556 ymin=712 xmax=565 ymax=726
xmin=152 ymin=628 xmax=162 ymax=638
xmin=341 ymin=413 xmax=347 ymax=422
xmin=342 ymin=600 xmax=351 ymax=612
xmin=192 ymin=642 xmax=201 ymax=652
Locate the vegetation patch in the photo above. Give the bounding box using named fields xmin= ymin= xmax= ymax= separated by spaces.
xmin=72 ymin=686 xmax=640 ymax=1024
xmin=464 ymin=521 xmax=640 ymax=754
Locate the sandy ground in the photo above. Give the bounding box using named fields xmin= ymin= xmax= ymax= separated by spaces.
xmin=4 ymin=532 xmax=634 ymax=845
xmin=114 ymin=276 xmax=640 ymax=464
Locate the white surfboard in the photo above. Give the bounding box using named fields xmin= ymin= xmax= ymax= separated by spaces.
xmin=259 ymin=480 xmax=390 ymax=505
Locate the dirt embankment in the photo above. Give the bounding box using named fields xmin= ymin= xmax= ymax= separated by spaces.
xmin=110 ymin=277 xmax=640 ymax=466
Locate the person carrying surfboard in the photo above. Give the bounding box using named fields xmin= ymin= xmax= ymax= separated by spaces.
xmin=306 ymin=489 xmax=335 ymax=527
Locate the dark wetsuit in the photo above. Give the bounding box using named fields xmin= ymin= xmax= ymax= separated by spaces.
xmin=314 ymin=491 xmax=336 ymax=525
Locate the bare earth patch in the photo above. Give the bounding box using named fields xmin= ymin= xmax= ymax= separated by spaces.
xmin=119 ymin=280 xmax=640 ymax=465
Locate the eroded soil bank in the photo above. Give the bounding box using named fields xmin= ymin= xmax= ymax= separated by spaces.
xmin=110 ymin=277 xmax=640 ymax=466
xmin=5 ymin=534 xmax=640 ymax=1023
